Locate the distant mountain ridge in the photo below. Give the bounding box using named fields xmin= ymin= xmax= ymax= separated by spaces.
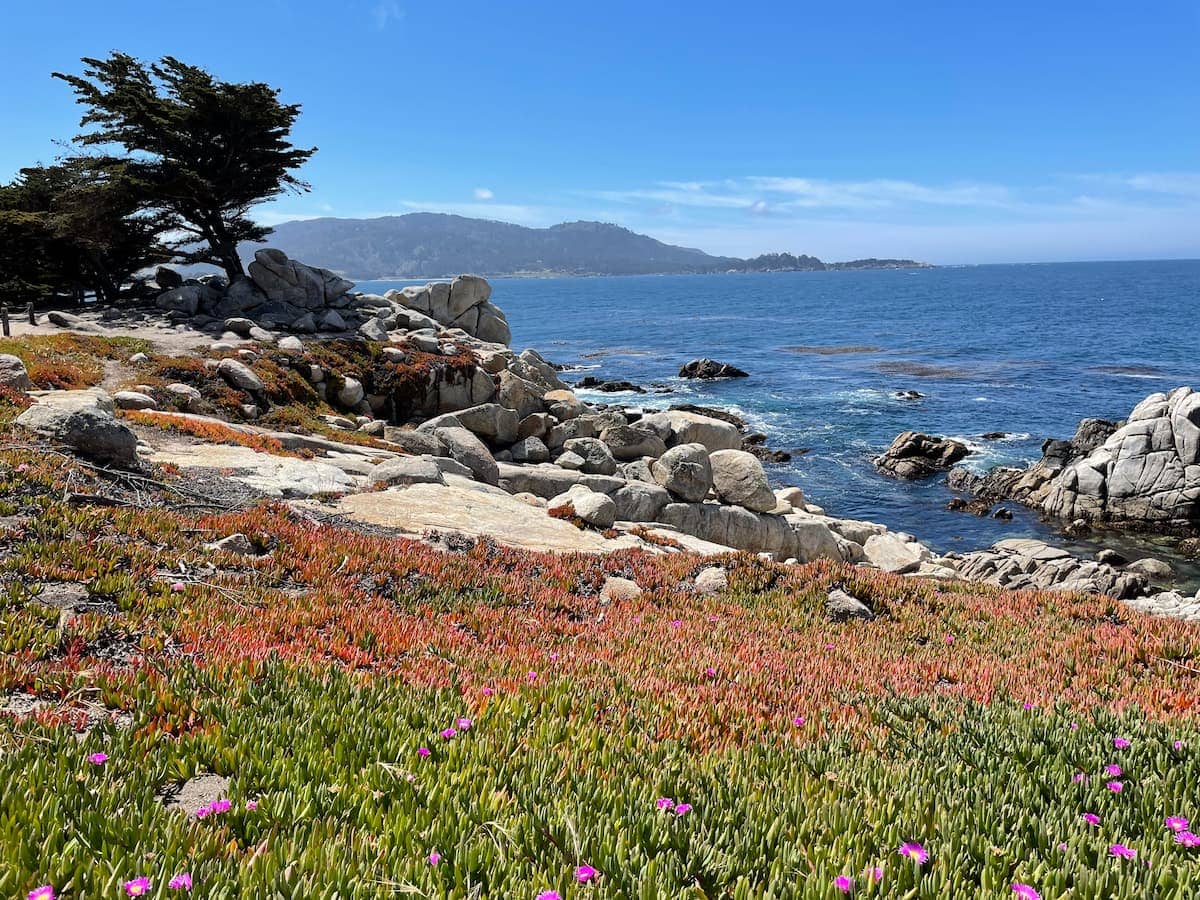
xmin=248 ymin=213 xmax=930 ymax=279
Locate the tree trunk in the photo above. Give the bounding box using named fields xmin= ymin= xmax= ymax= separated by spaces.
xmin=206 ymin=215 xmax=245 ymax=280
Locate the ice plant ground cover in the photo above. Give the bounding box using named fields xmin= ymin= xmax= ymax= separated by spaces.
xmin=2 ymin=416 xmax=1200 ymax=895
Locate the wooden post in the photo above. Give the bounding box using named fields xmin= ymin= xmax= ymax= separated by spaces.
xmin=1 ymin=303 xmax=10 ymax=338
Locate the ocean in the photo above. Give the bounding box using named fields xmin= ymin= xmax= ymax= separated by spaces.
xmin=359 ymin=259 xmax=1200 ymax=573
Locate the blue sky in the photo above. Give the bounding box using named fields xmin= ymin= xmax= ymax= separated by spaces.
xmin=2 ymin=0 xmax=1198 ymax=263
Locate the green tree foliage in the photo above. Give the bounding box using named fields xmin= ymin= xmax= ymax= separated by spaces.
xmin=0 ymin=158 xmax=176 ymax=305
xmin=54 ymin=53 xmax=316 ymax=280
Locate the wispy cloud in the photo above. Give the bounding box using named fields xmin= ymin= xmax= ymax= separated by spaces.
xmin=370 ymin=0 xmax=403 ymax=31
xmin=473 ymin=187 xmax=494 ymax=200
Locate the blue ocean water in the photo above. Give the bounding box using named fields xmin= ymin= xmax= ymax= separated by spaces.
xmin=360 ymin=260 xmax=1200 ymax=562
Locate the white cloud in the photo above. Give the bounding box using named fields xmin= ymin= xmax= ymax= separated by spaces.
xmin=473 ymin=187 xmax=494 ymax=200
xmin=370 ymin=0 xmax=403 ymax=31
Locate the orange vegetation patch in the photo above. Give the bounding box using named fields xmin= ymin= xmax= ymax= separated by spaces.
xmin=5 ymin=481 xmax=1197 ymax=748
xmin=119 ymin=409 xmax=306 ymax=457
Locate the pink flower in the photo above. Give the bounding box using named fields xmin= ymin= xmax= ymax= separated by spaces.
xmin=28 ymin=887 xmax=54 ymax=900
xmin=1113 ymin=737 xmax=1131 ymax=749
xmin=1023 ymin=702 xmax=1035 ymax=710
xmin=864 ymin=866 xmax=883 ymax=881
xmin=1011 ymin=884 xmax=1040 ymax=900
xmin=1166 ymin=816 xmax=1190 ymax=833
xmin=245 ymin=800 xmax=258 ymax=811
xmin=1104 ymin=764 xmax=1122 ymax=777
xmin=481 ymin=687 xmax=494 ymax=696
xmin=170 ymin=582 xmax=185 ymax=593
xmin=428 ymin=850 xmax=441 ymax=866
xmin=792 ymin=716 xmax=806 ymax=727
xmin=1106 ymin=781 xmax=1123 ymax=793
xmin=124 ymin=878 xmax=152 ymax=897
xmin=417 ymin=746 xmax=430 ymax=758
xmin=944 ymin=634 xmax=955 ymax=644
xmin=1056 ymin=842 xmax=1068 ymax=852
xmin=575 ymin=864 xmax=598 ymax=883
xmin=87 ymin=752 xmax=108 ymax=766
xmin=1082 ymin=813 xmax=1101 ymax=826
xmin=670 ymin=619 xmax=682 ymax=628
xmin=209 ymin=799 xmax=231 ymax=814
xmin=168 ymin=872 xmax=192 ymax=891
xmin=536 ymin=893 xmax=562 ymax=900
xmin=527 ymin=671 xmax=538 ymax=683
xmin=548 ymin=652 xmax=559 ymax=661
xmin=704 ymin=667 xmax=717 ymax=677
xmin=834 ymin=874 xmax=854 ymax=893
xmin=656 ymin=797 xmax=675 ymax=811
xmin=824 ymin=643 xmax=835 ymax=650
xmin=456 ymin=717 xmax=472 ymax=730
xmin=16 ymin=463 xmax=29 ymax=473
xmin=440 ymin=728 xmax=457 ymax=740
xmin=898 ymin=842 xmax=928 ymax=864
xmin=1072 ymin=773 xmax=1088 ymax=783
xmin=1174 ymin=740 xmax=1185 ymax=750
xmin=674 ymin=803 xmax=692 ymax=816
xmin=1175 ymin=831 xmax=1200 ymax=848
xmin=1070 ymin=722 xmax=1079 ymax=730
xmin=1109 ymin=843 xmax=1137 ymax=859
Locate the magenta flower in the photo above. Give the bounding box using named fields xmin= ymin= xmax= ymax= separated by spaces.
xmin=168 ymin=872 xmax=192 ymax=891
xmin=417 ymin=746 xmax=430 ymax=758
xmin=704 ymin=667 xmax=717 ymax=677
xmin=428 ymin=850 xmax=441 ymax=866
xmin=170 ymin=582 xmax=185 ymax=593
xmin=1023 ymin=702 xmax=1035 ymax=710
xmin=575 ymin=864 xmax=598 ymax=883
xmin=864 ymin=866 xmax=883 ymax=881
xmin=1082 ymin=813 xmax=1101 ymax=826
xmin=245 ymin=800 xmax=258 ymax=811
xmin=1056 ymin=842 xmax=1068 ymax=852
xmin=1113 ymin=737 xmax=1131 ymax=749
xmin=834 ymin=874 xmax=854 ymax=893
xmin=481 ymin=686 xmax=494 ymax=696
xmin=87 ymin=752 xmax=109 ymax=766
xmin=456 ymin=717 xmax=473 ymax=730
xmin=527 ymin=671 xmax=538 ymax=683
xmin=674 ymin=803 xmax=692 ymax=816
xmin=898 ymin=842 xmax=928 ymax=864
xmin=944 ymin=634 xmax=955 ymax=644
xmin=1072 ymin=772 xmax=1088 ymax=783
xmin=124 ymin=878 xmax=152 ymax=897
xmin=1106 ymin=781 xmax=1123 ymax=793
xmin=1175 ymin=831 xmax=1200 ymax=848
xmin=1011 ymin=884 xmax=1040 ymax=900
xmin=670 ymin=619 xmax=682 ymax=628
xmin=548 ymin=652 xmax=559 ymax=661
xmin=1109 ymin=843 xmax=1137 ymax=859
xmin=1166 ymin=816 xmax=1190 ymax=833
xmin=1104 ymin=764 xmax=1122 ymax=777
xmin=1070 ymin=722 xmax=1079 ymax=730
xmin=194 ymin=805 xmax=210 ymax=819
xmin=440 ymin=728 xmax=457 ymax=740
xmin=656 ymin=797 xmax=675 ymax=811
xmin=792 ymin=716 xmax=806 ymax=727
xmin=28 ymin=887 xmax=54 ymax=900
xmin=1174 ymin=740 xmax=1185 ymax=750
xmin=209 ymin=799 xmax=231 ymax=814
xmin=536 ymin=892 xmax=562 ymax=900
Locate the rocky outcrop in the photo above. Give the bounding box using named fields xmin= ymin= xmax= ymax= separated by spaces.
xmin=955 ymin=539 xmax=1147 ymax=599
xmin=679 ymin=358 xmax=749 ymax=379
xmin=953 ymin=389 xmax=1200 ymax=533
xmin=0 ymin=354 xmax=33 ymax=391
xmin=1040 ymin=388 xmax=1200 ymax=527
xmin=875 ymin=431 xmax=969 ymax=479
xmin=15 ymin=390 xmax=139 ymax=466
xmin=652 ymin=443 xmax=713 ymax=502
xmin=708 ymin=449 xmax=776 ymax=512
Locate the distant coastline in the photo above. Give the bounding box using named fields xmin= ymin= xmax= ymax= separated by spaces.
xmin=248 ymin=212 xmax=932 ymax=281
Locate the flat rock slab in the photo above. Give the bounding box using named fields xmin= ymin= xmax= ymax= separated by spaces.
xmin=159 ymin=773 xmax=230 ymax=815
xmin=145 ymin=441 xmax=358 ymax=498
xmin=328 ymin=483 xmax=642 ymax=553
